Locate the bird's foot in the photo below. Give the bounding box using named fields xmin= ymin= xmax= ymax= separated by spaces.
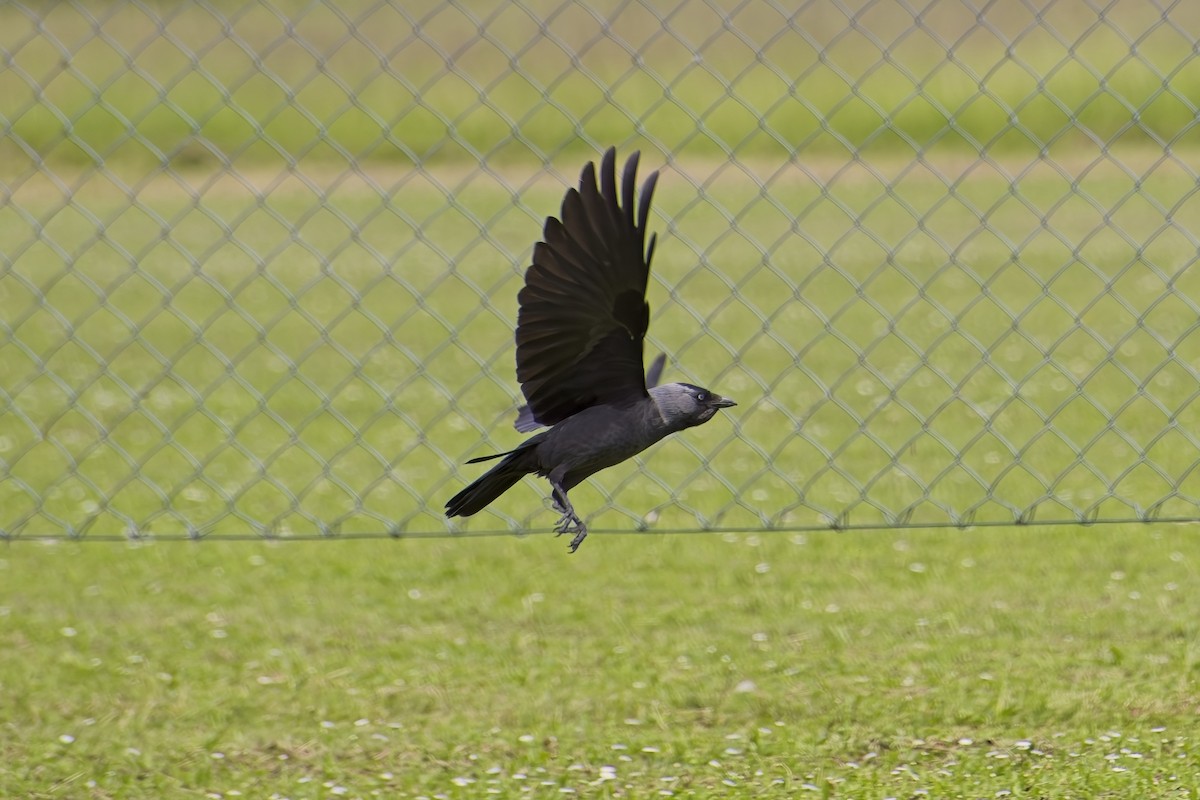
xmin=553 ymin=511 xmax=588 ymax=553
xmin=567 ymin=524 xmax=588 ymax=553
xmin=553 ymin=510 xmax=581 ymax=535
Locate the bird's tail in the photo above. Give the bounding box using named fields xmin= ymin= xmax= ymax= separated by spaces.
xmin=445 ymin=441 xmax=541 ymax=518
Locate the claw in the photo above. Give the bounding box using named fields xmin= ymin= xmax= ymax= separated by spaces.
xmin=548 ymin=478 xmax=588 ymax=552
xmin=567 ymin=523 xmax=588 ymax=553
xmin=552 ymin=509 xmax=587 ymax=552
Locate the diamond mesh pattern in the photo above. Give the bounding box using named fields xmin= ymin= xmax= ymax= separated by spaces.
xmin=3 ymin=0 xmax=1200 ymax=538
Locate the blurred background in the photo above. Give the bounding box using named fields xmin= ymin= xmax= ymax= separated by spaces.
xmin=4 ymin=0 xmax=1200 ymax=539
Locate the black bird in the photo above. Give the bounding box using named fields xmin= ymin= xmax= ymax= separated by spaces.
xmin=445 ymin=149 xmax=736 ymax=552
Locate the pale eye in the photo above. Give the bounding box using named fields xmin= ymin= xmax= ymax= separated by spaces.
xmin=696 ymin=391 xmax=708 ymax=402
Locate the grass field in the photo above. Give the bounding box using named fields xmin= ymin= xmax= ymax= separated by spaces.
xmin=4 ymin=0 xmax=1200 ymax=167
xmin=3 ymin=528 xmax=1200 ymax=797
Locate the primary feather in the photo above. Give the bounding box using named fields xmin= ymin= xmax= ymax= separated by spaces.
xmin=515 ymin=149 xmax=659 ymax=427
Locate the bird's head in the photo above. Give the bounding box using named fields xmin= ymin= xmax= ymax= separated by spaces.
xmin=649 ymin=382 xmax=737 ymax=431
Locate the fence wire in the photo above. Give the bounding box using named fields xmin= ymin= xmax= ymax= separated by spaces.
xmin=3 ymin=0 xmax=1200 ymax=539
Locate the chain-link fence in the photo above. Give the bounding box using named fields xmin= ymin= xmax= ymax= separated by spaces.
xmin=3 ymin=0 xmax=1200 ymax=539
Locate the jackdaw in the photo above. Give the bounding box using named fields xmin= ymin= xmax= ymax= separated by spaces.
xmin=445 ymin=148 xmax=735 ymax=552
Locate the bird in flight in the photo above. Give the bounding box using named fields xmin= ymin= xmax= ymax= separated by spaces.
xmin=445 ymin=148 xmax=735 ymax=552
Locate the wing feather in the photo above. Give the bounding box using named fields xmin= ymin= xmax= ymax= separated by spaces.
xmin=514 ymin=148 xmax=659 ymax=429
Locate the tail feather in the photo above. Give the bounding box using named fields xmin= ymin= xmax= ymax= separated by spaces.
xmin=445 ymin=443 xmax=540 ymax=518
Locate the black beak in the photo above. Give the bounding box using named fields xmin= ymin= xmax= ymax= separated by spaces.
xmin=710 ymin=395 xmax=737 ymax=409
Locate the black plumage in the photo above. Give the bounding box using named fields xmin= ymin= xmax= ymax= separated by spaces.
xmin=514 ymin=353 xmax=666 ymax=433
xmin=445 ymin=149 xmax=735 ymax=551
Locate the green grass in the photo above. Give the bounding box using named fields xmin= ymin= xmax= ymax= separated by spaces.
xmin=4 ymin=0 xmax=1200 ymax=167
xmin=3 ymin=528 xmax=1199 ymax=797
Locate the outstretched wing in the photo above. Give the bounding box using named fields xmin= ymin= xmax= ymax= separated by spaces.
xmin=514 ymin=148 xmax=659 ymax=428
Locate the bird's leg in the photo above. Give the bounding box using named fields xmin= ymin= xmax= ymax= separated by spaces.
xmin=549 ymin=479 xmax=587 ymax=553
